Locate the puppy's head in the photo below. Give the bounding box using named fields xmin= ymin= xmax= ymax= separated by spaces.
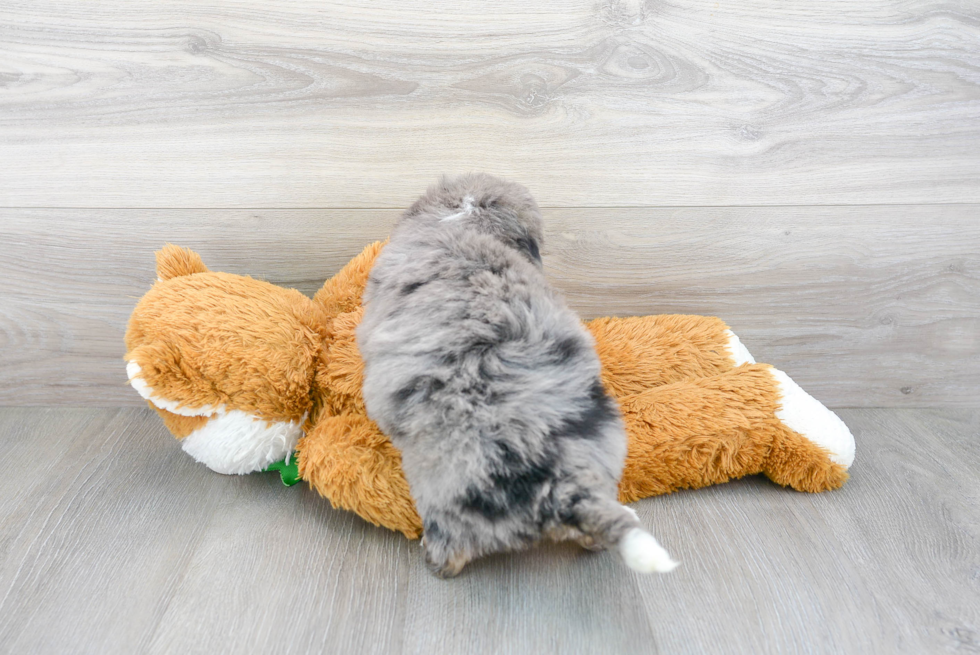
xmin=402 ymin=173 xmax=544 ymax=266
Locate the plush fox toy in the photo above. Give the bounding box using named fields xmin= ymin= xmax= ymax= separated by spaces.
xmin=125 ymin=242 xmax=855 ymax=539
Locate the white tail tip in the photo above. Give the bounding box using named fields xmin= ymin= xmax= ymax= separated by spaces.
xmin=619 ymin=528 xmax=679 ymax=574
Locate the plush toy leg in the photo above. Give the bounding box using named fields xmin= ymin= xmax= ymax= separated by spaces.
xmin=297 ymin=414 xmax=423 ymax=539
xmin=313 ymin=240 xmax=386 ymax=325
xmin=616 ymin=364 xmax=852 ymax=503
xmin=764 ymin=368 xmax=855 ymax=485
xmin=292 ymin=303 xmax=426 ymax=538
xmin=295 ymin=364 xmax=853 ymax=539
xmin=587 ymin=315 xmax=753 ymax=397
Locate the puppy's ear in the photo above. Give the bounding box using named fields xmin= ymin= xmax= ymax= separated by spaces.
xmin=515 ymin=235 xmax=542 ymax=264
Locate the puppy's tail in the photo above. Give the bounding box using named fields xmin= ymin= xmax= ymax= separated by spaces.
xmin=578 ymin=501 xmax=679 ymax=574
xmin=618 ymin=524 xmax=679 ymax=574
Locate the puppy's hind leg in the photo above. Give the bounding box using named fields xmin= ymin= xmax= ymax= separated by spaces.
xmin=421 ymin=521 xmax=477 ymax=579
xmin=424 ymin=546 xmax=472 ymax=579
xmin=573 ymin=532 xmax=607 ymax=552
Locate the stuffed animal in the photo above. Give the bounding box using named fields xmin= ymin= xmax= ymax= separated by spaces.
xmin=125 ymin=242 xmax=855 ymax=539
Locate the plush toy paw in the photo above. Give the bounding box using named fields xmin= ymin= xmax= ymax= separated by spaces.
xmin=724 ymin=329 xmax=756 ymax=366
xmin=725 ymin=332 xmax=855 ymax=489
xmin=725 ymin=333 xmax=855 ymax=469
xmin=769 ymin=368 xmax=855 ymax=468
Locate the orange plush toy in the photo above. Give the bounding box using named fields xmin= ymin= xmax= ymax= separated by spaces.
xmin=125 ymin=242 xmax=855 ymax=539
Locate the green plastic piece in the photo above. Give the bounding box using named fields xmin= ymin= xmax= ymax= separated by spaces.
xmin=263 ymin=457 xmax=302 ymax=486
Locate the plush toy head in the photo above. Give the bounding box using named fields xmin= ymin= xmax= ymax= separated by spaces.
xmin=125 ymin=242 xmax=855 ymax=539
xmin=125 ymin=246 xmax=329 ymax=474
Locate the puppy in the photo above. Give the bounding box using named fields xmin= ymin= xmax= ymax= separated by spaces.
xmin=358 ymin=174 xmax=677 ymax=577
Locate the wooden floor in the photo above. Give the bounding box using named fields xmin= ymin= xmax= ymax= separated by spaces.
xmin=0 ymin=406 xmax=977 ymax=654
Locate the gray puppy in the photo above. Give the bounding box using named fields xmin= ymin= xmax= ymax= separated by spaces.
xmin=358 ymin=174 xmax=677 ymax=577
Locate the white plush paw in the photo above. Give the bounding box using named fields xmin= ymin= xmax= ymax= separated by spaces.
xmin=769 ymin=368 xmax=856 ymax=468
xmin=724 ymin=329 xmax=756 ymax=366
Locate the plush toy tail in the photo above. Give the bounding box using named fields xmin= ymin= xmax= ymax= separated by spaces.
xmin=156 ymin=244 xmax=209 ymax=280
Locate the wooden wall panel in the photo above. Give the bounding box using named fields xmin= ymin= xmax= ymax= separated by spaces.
xmin=1 ymin=0 xmax=978 ymax=207
xmin=1 ymin=205 xmax=976 ymax=407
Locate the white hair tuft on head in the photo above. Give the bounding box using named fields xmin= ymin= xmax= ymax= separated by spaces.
xmin=441 ymin=195 xmax=477 ymax=221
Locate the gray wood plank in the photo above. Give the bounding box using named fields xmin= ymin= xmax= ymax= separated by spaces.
xmin=1 ymin=0 xmax=978 ymax=207
xmin=1 ymin=407 xmax=977 ymax=654
xmin=0 ymin=408 xmax=415 ymax=654
xmin=143 ymin=478 xmax=413 ymax=655
xmin=0 ymin=408 xmax=224 ymax=653
xmin=631 ymin=407 xmax=980 ymax=654
xmin=2 ymin=205 xmax=977 ymax=408
xmin=402 ymin=541 xmax=657 ymax=655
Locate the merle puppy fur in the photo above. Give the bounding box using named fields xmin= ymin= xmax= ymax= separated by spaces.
xmin=358 ymin=174 xmax=676 ymax=577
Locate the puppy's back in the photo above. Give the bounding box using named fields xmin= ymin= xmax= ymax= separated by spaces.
xmin=359 ymin=174 xmax=677 ymax=577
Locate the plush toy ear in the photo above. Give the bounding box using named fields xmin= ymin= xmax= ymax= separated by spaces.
xmin=155 ymin=243 xmax=208 ymax=280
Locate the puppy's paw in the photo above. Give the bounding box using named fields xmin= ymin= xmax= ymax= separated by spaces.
xmin=575 ymin=534 xmax=608 ymax=552
xmin=423 ymin=545 xmax=471 ymax=579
